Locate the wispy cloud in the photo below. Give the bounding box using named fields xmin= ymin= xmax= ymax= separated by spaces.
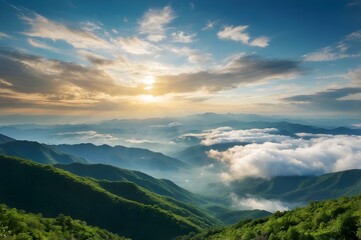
xmin=27 ymin=38 xmax=58 ymax=51
xmin=303 ymin=30 xmax=361 ymax=62
xmin=21 ymin=13 xmax=110 ymax=49
xmin=171 ymin=31 xmax=196 ymax=43
xmin=117 ymin=36 xmax=159 ymax=55
xmin=202 ymin=20 xmax=218 ymax=31
xmin=0 ymin=32 xmax=10 ymax=39
xmin=138 ymin=6 xmax=175 ymax=42
xmin=217 ymin=25 xmax=270 ymax=47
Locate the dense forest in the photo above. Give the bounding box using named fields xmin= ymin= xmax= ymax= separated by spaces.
xmin=0 ymin=204 xmax=128 ymax=240
xmin=179 ymin=194 xmax=361 ymax=240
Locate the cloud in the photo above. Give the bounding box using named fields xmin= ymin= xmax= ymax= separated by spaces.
xmin=208 ymin=134 xmax=361 ymax=180
xmin=0 ymin=49 xmax=138 ymax=97
xmin=152 ymin=54 xmax=300 ymax=94
xmin=150 ymin=122 xmax=182 ymax=128
xmin=217 ymin=25 xmax=270 ymax=47
xmin=202 ymin=20 xmax=218 ymax=31
xmin=171 ymin=31 xmax=196 ymax=43
xmin=27 ymin=38 xmax=58 ymax=51
xmin=56 ymin=131 xmax=118 ymax=142
xmin=303 ymin=30 xmax=361 ymax=62
xmin=21 ymin=13 xmax=110 ymax=49
xmin=250 ymin=36 xmax=270 ymax=47
xmin=188 ymin=127 xmax=290 ymax=146
xmin=230 ymin=193 xmax=292 ymax=212
xmin=283 ymin=87 xmax=361 ymax=112
xmin=125 ymin=139 xmax=154 ymax=144
xmin=170 ymin=47 xmax=212 ymax=64
xmin=138 ymin=6 xmax=175 ymax=42
xmin=117 ymin=37 xmax=159 ymax=55
xmin=303 ymin=47 xmax=344 ymax=62
xmin=0 ymin=32 xmax=10 ymax=39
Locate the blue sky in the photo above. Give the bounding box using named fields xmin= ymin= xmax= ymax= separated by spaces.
xmin=0 ymin=0 xmax=360 ymax=121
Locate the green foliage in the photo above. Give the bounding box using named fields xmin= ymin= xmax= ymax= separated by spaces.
xmin=0 ymin=154 xmax=217 ymax=240
xmin=0 ymin=204 xmax=128 ymax=239
xmin=179 ymin=194 xmax=361 ymax=240
xmin=223 ymin=169 xmax=361 ymax=203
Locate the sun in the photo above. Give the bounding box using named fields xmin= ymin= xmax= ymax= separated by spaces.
xmin=139 ymin=94 xmax=156 ymax=103
xmin=143 ymin=75 xmax=155 ymax=90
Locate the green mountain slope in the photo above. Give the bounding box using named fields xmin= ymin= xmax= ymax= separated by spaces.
xmin=55 ymin=162 xmax=204 ymax=204
xmin=0 ymin=204 xmax=128 ymax=240
xmin=55 ymin=162 xmax=269 ymax=225
xmin=0 ymin=154 xmax=217 ymax=240
xmin=228 ymin=169 xmax=361 ymax=202
xmin=0 ymin=140 xmax=87 ymax=164
xmin=0 ymin=133 xmax=15 ymax=144
xmin=53 ymin=143 xmax=188 ymax=172
xmin=179 ymin=194 xmax=361 ymax=240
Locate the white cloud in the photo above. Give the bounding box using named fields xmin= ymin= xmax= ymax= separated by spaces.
xmin=171 ymin=31 xmax=196 ymax=43
xmin=303 ymin=47 xmax=339 ymax=62
xmin=217 ymin=25 xmax=269 ymax=47
xmin=0 ymin=32 xmax=10 ymax=39
xmin=202 ymin=20 xmax=218 ymax=31
xmin=208 ymin=134 xmax=361 ymax=180
xmin=138 ymin=6 xmax=175 ymax=42
xmin=218 ymin=25 xmax=250 ymax=44
xmin=125 ymin=138 xmax=154 ymax=144
xmin=303 ymin=30 xmax=361 ymax=62
xmin=150 ymin=122 xmax=182 ymax=128
xmin=189 ymin=127 xmax=290 ymax=146
xmin=56 ymin=131 xmax=118 ymax=141
xmin=250 ymin=36 xmax=270 ymax=47
xmin=21 ymin=13 xmax=110 ymax=49
xmin=170 ymin=47 xmax=212 ymax=64
xmin=117 ymin=37 xmax=159 ymax=55
xmin=28 ymin=38 xmax=58 ymax=51
xmin=230 ymin=193 xmax=291 ymax=212
xmin=346 ymin=30 xmax=361 ymax=41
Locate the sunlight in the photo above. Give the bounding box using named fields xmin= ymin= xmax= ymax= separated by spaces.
xmin=139 ymin=94 xmax=157 ymax=103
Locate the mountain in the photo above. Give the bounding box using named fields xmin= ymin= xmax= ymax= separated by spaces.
xmin=0 ymin=154 xmax=217 ymax=240
xmin=0 ymin=140 xmax=87 ymax=164
xmin=179 ymin=194 xmax=361 ymax=240
xmin=0 ymin=204 xmax=128 ymax=240
xmin=0 ymin=133 xmax=15 ymax=144
xmin=55 ymin=162 xmax=204 ymax=204
xmin=53 ymin=143 xmax=188 ymax=172
xmin=217 ymin=169 xmax=361 ymax=202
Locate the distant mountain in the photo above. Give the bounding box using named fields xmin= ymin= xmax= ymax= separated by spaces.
xmin=219 ymin=169 xmax=361 ymax=202
xmin=0 ymin=140 xmax=87 ymax=164
xmin=53 ymin=143 xmax=188 ymax=172
xmin=0 ymin=155 xmax=217 ymax=240
xmin=206 ymin=205 xmax=270 ymax=225
xmin=0 ymin=133 xmax=15 ymax=144
xmin=180 ymin=194 xmax=361 ymax=240
xmin=55 ymin=162 xmax=204 ymax=204
xmin=0 ymin=204 xmax=128 ymax=240
xmin=174 ymin=142 xmax=248 ymax=166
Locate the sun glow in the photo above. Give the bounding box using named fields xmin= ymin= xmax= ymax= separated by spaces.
xmin=139 ymin=94 xmax=157 ymax=103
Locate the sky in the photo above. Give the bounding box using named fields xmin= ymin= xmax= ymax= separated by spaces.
xmin=0 ymin=0 xmax=360 ymax=122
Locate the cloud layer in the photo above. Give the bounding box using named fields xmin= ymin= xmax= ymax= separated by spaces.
xmin=207 ymin=132 xmax=361 ymax=180
xmin=230 ymin=193 xmax=292 ymax=212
